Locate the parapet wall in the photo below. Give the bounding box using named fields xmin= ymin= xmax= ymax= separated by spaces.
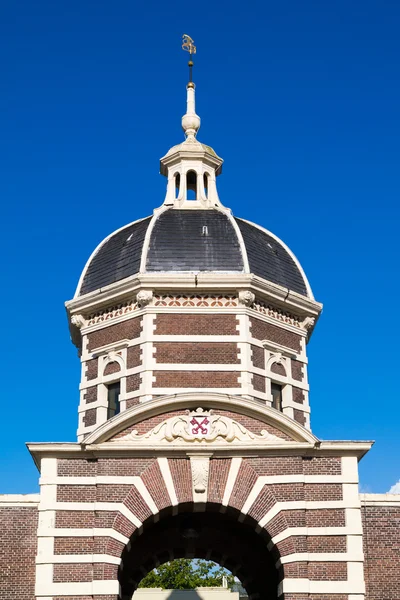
xmin=361 ymin=493 xmax=400 ymax=600
xmin=0 ymin=494 xmax=39 ymax=600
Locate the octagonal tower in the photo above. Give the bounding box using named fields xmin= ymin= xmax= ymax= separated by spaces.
xmin=66 ymin=74 xmax=322 ymax=442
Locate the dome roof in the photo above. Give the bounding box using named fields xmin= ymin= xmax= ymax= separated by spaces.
xmin=76 ymin=209 xmax=312 ymax=298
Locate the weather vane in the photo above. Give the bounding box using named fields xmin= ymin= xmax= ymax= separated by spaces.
xmin=182 ymin=34 xmax=196 ymax=83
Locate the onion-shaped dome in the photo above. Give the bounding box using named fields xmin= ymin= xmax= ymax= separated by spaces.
xmin=76 ymin=208 xmax=312 ymax=299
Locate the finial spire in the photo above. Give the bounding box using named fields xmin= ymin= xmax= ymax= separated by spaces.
xmin=181 ymin=34 xmax=200 ymax=140
xmin=182 ymin=34 xmax=196 ymax=83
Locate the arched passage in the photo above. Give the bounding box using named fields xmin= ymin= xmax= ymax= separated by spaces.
xmin=119 ymin=503 xmax=281 ymax=600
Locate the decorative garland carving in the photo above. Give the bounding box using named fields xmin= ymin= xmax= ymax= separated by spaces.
xmin=154 ymin=294 xmax=238 ymax=307
xmin=114 ymin=408 xmax=282 ymax=445
xmin=252 ymin=299 xmax=302 ymax=328
xmin=87 ymin=299 xmax=138 ymax=326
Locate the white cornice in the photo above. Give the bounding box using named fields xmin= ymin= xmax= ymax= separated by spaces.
xmin=360 ymin=493 xmax=400 ymax=506
xmin=0 ymin=494 xmax=40 ymax=507
xmin=27 ymin=439 xmax=374 ymax=474
xmin=66 ymin=273 xmax=322 ymax=318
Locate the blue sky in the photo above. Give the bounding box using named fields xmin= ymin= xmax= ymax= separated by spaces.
xmin=1 ymin=0 xmax=399 ymax=494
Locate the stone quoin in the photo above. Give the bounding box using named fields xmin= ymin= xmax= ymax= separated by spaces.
xmin=1 ymin=39 xmax=399 ymax=600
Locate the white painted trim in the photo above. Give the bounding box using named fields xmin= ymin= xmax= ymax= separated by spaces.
xmin=238 ymin=217 xmax=315 ymax=300
xmin=67 ymin=271 xmax=322 ymax=320
xmin=241 ymin=473 xmax=356 ymax=518
xmin=257 ymin=499 xmax=361 ymax=531
xmin=278 ymin=579 xmax=365 ymax=594
xmin=222 ymin=458 xmax=242 ymax=506
xmin=74 ymin=216 xmax=149 ymax=298
xmin=0 ymin=494 xmax=39 ymax=506
xmin=272 ymin=526 xmax=355 ymax=544
xmin=39 ymin=528 xmax=129 ymax=544
xmin=36 ymin=553 xmax=121 ymax=565
xmin=134 ymin=478 xmax=159 ymax=516
xmin=139 ymin=208 xmax=166 ymax=273
xmin=226 ymin=211 xmax=250 ymax=273
xmin=158 ymin=457 xmax=178 ymax=506
xmin=36 ymin=580 xmax=120 ymax=596
xmin=360 ymin=493 xmax=400 ymax=506
xmin=278 ymin=551 xmax=362 ymax=564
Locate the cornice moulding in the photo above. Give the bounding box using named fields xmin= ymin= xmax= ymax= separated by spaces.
xmin=26 ymin=440 xmax=374 ymax=474
xmin=66 ymin=274 xmax=322 ymax=319
xmin=360 ymin=493 xmax=400 ymax=506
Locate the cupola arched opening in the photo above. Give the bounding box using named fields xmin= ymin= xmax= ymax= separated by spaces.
xmin=174 ymin=172 xmax=181 ymax=199
xmin=120 ymin=504 xmax=281 ymax=600
xmin=186 ymin=170 xmax=197 ymax=200
xmin=203 ymin=172 xmax=209 ymax=198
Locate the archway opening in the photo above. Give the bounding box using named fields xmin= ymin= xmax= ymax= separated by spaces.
xmin=119 ymin=505 xmax=280 ymax=600
xmin=174 ymin=173 xmax=181 ymax=199
xmin=186 ymin=170 xmax=197 ymax=200
xmin=203 ymin=173 xmax=209 ymax=198
xmin=137 ymin=557 xmax=246 ymax=596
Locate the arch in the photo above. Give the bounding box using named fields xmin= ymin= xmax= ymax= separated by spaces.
xmin=267 ymin=354 xmax=288 ymax=377
xmin=84 ymin=392 xmax=319 ymax=445
xmin=121 ymin=509 xmax=280 ymax=599
xmin=103 ymin=353 xmax=125 ymax=375
xmin=186 ymin=170 xmax=197 ymax=200
xmin=174 ymin=172 xmax=181 ymax=199
xmin=203 ymin=172 xmax=209 ymax=198
xmin=99 ymin=457 xmax=305 ymax=599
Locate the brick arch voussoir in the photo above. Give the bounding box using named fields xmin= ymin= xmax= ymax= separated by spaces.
xmin=104 ymin=535 xmax=127 ymax=562
xmin=111 ymin=511 xmax=138 ymax=542
xmin=109 ymin=459 xmax=172 ymax=557
xmin=227 ymin=460 xmax=296 ymax=565
xmin=139 ymin=459 xmax=172 ymax=512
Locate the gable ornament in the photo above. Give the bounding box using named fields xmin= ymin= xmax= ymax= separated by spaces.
xmin=114 ymin=408 xmax=282 ymax=445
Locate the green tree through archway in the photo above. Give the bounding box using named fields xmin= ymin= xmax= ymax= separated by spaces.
xmin=138 ymin=559 xmax=236 ymax=590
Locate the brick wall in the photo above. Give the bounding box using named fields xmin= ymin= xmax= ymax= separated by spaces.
xmin=154 ymin=314 xmax=238 ymax=335
xmin=362 ymin=503 xmax=400 ymax=599
xmin=0 ymin=506 xmax=38 ymax=600
xmin=154 ymin=342 xmax=240 ymax=364
xmin=87 ymin=317 xmax=142 ymax=351
xmin=251 ymin=344 xmax=265 ymax=369
xmin=271 ymin=362 xmax=286 ymax=376
xmin=249 ymin=317 xmax=301 ymax=352
xmin=154 ymin=371 xmax=239 ymax=388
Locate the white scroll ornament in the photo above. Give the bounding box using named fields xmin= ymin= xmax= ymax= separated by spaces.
xmin=115 ymin=408 xmax=281 ymax=445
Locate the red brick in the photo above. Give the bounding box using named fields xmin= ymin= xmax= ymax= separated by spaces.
xmin=103 ymin=361 xmax=120 ymax=375
xmin=0 ymin=507 xmax=37 ymax=600
xmin=208 ymin=459 xmax=231 ymax=505
xmin=249 ymin=317 xmax=301 ymax=352
xmin=87 ymin=317 xmax=142 ymax=351
xmin=154 ymin=371 xmax=239 ymax=388
xmin=169 ymin=459 xmax=192 ymax=503
xmin=154 ymin=342 xmax=240 ymax=364
xmin=154 ymin=314 xmax=238 ymax=335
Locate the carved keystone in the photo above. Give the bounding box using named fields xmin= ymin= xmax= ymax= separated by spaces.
xmin=189 ymin=454 xmax=211 ymax=503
